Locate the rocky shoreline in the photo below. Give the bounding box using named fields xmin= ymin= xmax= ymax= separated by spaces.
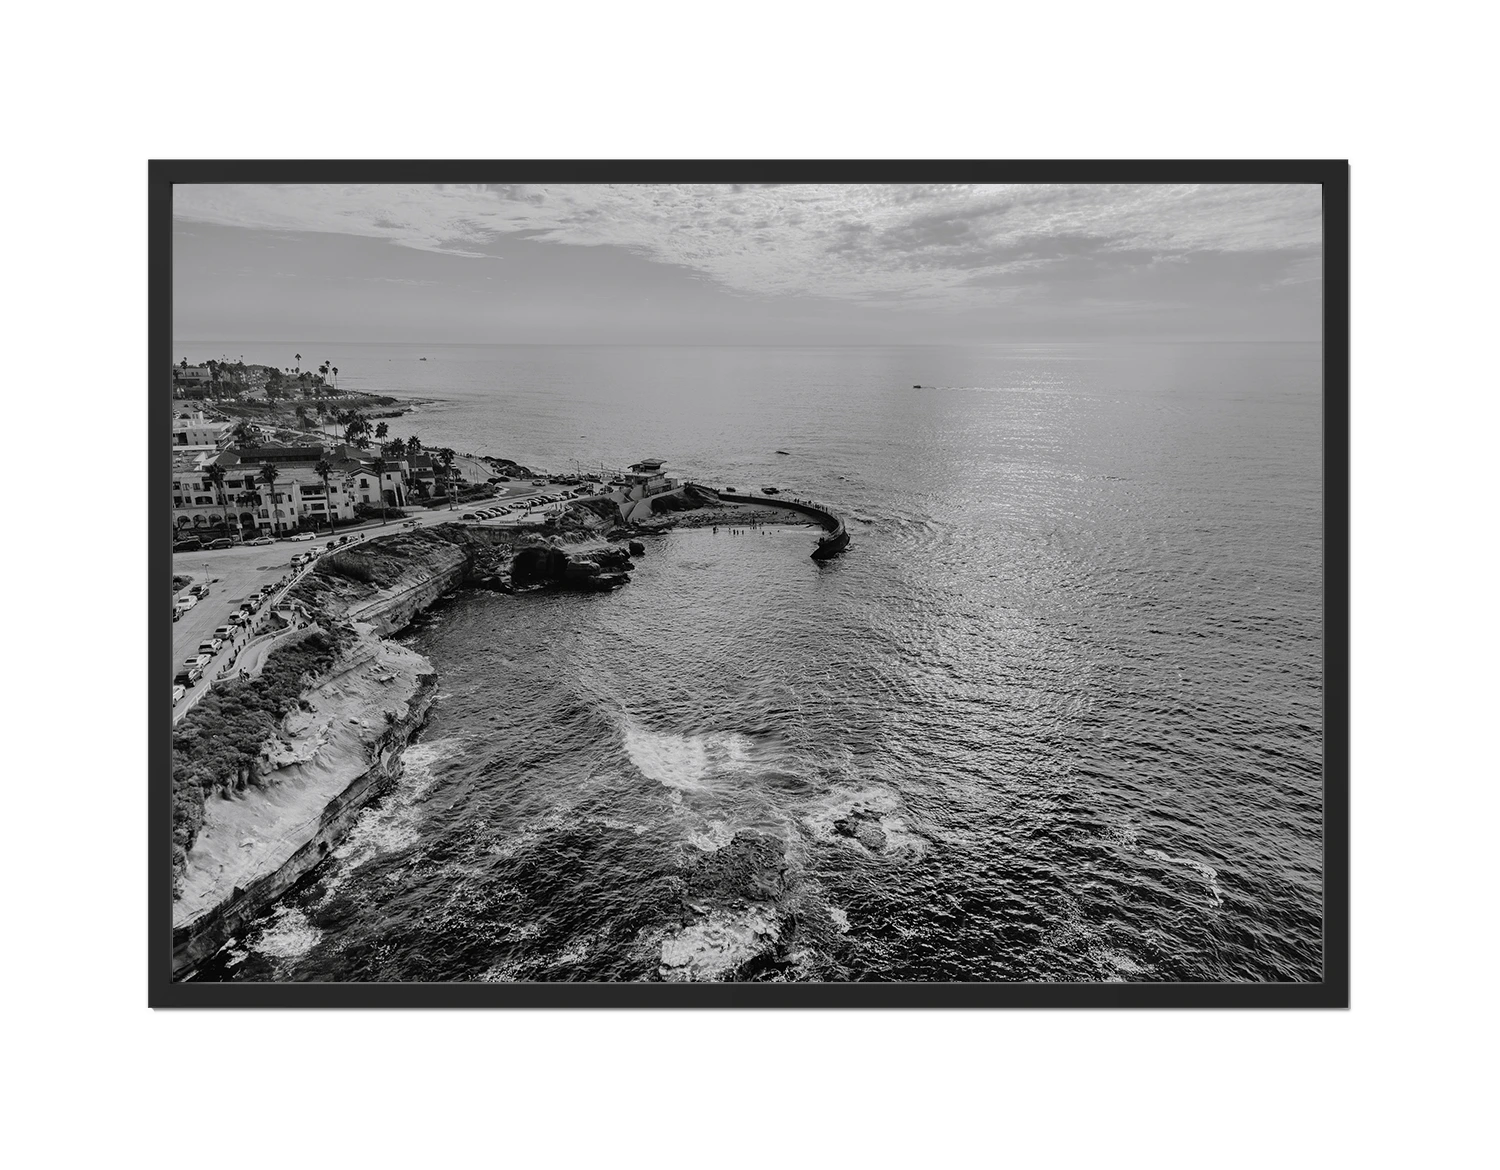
xmin=171 ymin=489 xmax=832 ymax=981
xmin=170 ymin=503 xmax=657 ymax=979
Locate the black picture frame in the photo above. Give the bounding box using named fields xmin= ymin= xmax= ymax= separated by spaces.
xmin=149 ymin=160 xmax=1349 ymax=1008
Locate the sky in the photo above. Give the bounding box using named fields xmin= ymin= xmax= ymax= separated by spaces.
xmin=173 ymin=183 xmax=1323 ymax=345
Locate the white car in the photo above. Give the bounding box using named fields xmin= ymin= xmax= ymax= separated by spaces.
xmin=172 ymin=684 xmax=186 ymax=705
xmin=290 ymin=532 xmax=315 ymax=542
xmin=175 ymin=593 xmax=197 ymax=612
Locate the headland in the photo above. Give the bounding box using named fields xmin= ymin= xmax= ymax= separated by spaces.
xmin=170 ymin=479 xmax=845 ymax=979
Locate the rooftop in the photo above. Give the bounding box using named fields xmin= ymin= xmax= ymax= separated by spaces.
xmin=220 ymin=446 xmax=328 ymax=467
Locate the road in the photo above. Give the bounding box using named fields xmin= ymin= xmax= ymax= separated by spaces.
xmin=170 ymin=478 xmax=579 ymax=718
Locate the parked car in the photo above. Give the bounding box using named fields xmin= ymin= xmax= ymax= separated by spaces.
xmin=248 ymin=536 xmax=274 ymax=546
xmin=190 ymin=583 xmax=209 ymax=597
xmin=402 ymin=519 xmax=418 ymax=528
xmin=173 ymin=537 xmax=202 ymax=552
xmin=214 ymin=625 xmax=235 ymax=640
xmin=172 ymin=684 xmax=186 ymax=705
xmin=174 ymin=668 xmax=201 ymax=687
xmin=290 ymin=532 xmax=315 ymax=542
xmin=205 ymin=538 xmax=234 ymax=550
xmin=199 ymin=638 xmax=222 ymax=654
xmin=461 ymin=512 xmax=478 ymax=520
xmin=185 ymin=653 xmax=211 ymax=670
xmin=532 ymin=479 xmax=547 ymax=486
xmin=174 ymin=593 xmax=197 ymax=612
xmin=337 ymin=535 xmax=350 ymax=545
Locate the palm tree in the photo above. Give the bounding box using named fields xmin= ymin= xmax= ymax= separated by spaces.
xmin=314 ymin=458 xmax=336 ymax=534
xmin=331 ymin=366 xmax=338 ymax=392
xmin=408 ymin=434 xmax=422 ymax=453
xmin=370 ymin=457 xmax=390 ymax=523
xmin=204 ymin=464 xmax=229 ymax=538
xmin=375 ymin=421 xmax=388 ymax=442
xmin=235 ymin=490 xmax=258 ymax=540
xmin=259 ymin=463 xmax=282 ymax=537
xmin=438 ymin=448 xmax=455 ymax=509
xmin=387 ymin=437 xmax=407 ymax=460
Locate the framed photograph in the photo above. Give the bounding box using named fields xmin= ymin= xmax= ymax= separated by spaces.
xmin=150 ymin=161 xmax=1347 ymax=1007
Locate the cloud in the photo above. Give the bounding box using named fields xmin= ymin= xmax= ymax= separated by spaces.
xmin=173 ymin=182 xmax=1321 ymax=308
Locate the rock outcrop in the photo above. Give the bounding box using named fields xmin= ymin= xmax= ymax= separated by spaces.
xmin=510 ymin=542 xmax=633 ymax=592
xmin=659 ymin=833 xmax=790 ymax=982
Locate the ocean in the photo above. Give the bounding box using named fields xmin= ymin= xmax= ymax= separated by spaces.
xmin=179 ymin=342 xmax=1324 ymax=982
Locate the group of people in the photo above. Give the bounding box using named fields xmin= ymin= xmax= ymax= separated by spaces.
xmin=712 ymin=520 xmax=769 ymax=537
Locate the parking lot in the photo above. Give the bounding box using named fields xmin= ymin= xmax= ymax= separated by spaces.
xmin=171 ymin=542 xmax=322 ymax=721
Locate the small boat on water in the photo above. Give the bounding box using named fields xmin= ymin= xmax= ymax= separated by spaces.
xmin=761 ymin=486 xmax=780 ymax=495
xmin=775 ymin=449 xmax=790 ymax=455
xmin=419 ymin=357 xmax=427 ymax=361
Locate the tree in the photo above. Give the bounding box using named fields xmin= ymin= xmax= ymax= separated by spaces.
xmin=231 ymin=421 xmax=256 ymax=448
xmin=438 ymin=448 xmax=456 ymax=509
xmin=331 ymin=366 xmax=338 ymax=391
xmin=408 ymin=434 xmax=422 ymax=453
xmin=314 ymin=458 xmax=336 ymax=534
xmin=375 ymin=421 xmax=388 ymax=441
xmin=386 ymin=437 xmax=407 ymax=460
xmin=342 ymin=410 xmax=371 ymax=447
xmin=204 ymin=463 xmax=229 ymax=535
xmin=259 ymin=463 xmax=282 ymax=537
xmin=295 ymin=404 xmax=309 ymax=429
xmin=370 ymin=457 xmax=390 ymax=523
xmin=235 ymin=490 xmax=258 ymax=538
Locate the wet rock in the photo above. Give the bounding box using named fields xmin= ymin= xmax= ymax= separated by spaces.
xmin=658 ymin=905 xmax=780 ymax=982
xmin=684 ymin=831 xmax=790 ymax=903
xmin=628 ymin=540 xmax=645 ymax=557
xmin=833 ymin=809 xmax=888 ymax=853
xmin=855 ymin=823 xmax=888 ymax=852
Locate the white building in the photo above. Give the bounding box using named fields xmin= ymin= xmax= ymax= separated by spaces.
xmin=171 ymin=412 xmax=231 ymax=449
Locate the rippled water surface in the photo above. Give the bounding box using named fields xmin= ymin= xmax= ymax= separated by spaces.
xmin=185 ymin=342 xmax=1323 ymax=982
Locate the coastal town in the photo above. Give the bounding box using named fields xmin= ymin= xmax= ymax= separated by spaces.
xmin=169 ymin=355 xmax=847 ymax=722
xmin=168 ymin=354 xmax=854 ymax=977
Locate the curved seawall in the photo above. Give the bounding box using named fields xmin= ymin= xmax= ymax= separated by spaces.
xmin=689 ymin=485 xmax=850 ymax=560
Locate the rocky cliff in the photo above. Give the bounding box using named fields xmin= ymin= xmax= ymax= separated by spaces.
xmin=172 ymin=638 xmax=437 ymax=977
xmin=171 ymin=520 xmax=647 ymax=979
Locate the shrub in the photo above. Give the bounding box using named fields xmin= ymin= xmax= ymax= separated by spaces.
xmin=316 ymin=551 xmax=377 ymax=584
